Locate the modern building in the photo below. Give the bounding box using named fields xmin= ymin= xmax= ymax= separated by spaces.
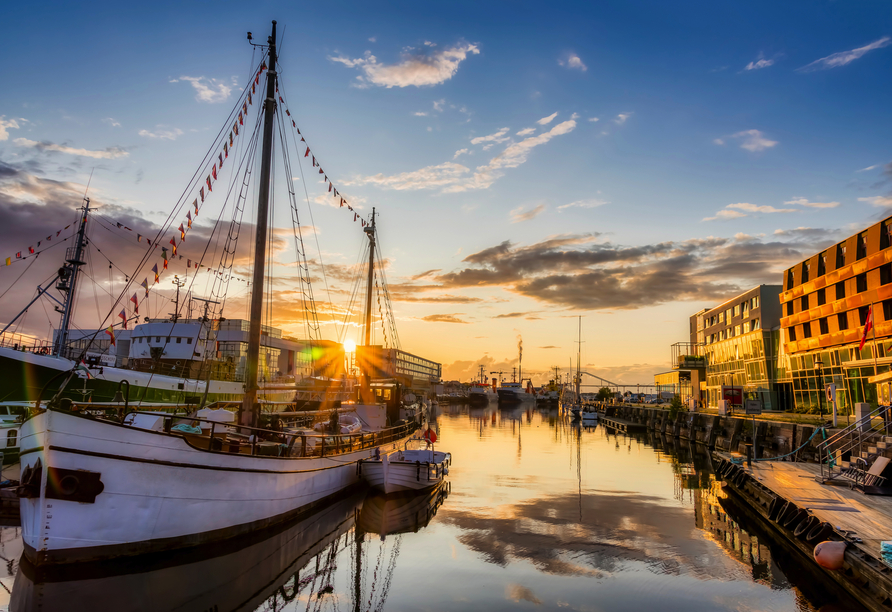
xmin=654 ymin=370 xmax=693 ymax=399
xmin=779 ymin=214 xmax=892 ymax=413
xmin=691 ymin=284 xmax=784 ymax=410
xmin=355 ymin=345 xmax=442 ymax=390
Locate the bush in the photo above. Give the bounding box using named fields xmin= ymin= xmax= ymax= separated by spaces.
xmin=668 ymin=395 xmax=686 ymax=419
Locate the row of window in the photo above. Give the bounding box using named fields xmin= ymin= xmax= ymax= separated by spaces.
xmin=787 ymin=221 xmax=892 ymax=288
xmin=704 ymin=296 xmax=761 ymax=328
xmin=135 ymin=336 xmax=194 ymax=345
xmin=786 ymin=303 xmax=892 ymax=342
xmin=785 ymin=264 xmax=892 ymax=317
xmin=706 ymin=319 xmax=761 ymax=343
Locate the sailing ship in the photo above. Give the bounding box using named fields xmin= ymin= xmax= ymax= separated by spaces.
xmin=15 ymin=21 xmax=420 ymax=567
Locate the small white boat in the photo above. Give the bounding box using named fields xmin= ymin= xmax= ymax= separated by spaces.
xmin=360 ymin=438 xmax=451 ymax=495
xmin=581 ymin=406 xmax=598 ymax=423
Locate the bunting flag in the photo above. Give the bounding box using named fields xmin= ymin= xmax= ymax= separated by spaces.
xmin=186 ymin=211 xmax=192 ymax=228
xmin=318 ymin=167 xmax=324 ymax=175
xmin=178 ymin=224 xmax=186 ymax=240
xmin=106 ymin=326 xmax=116 ymax=347
xmin=141 ymin=278 xmax=149 ymax=296
xmin=354 ymin=213 xmax=358 ymax=221
xmin=224 ymin=142 xmax=229 ymax=158
xmin=194 ymin=199 xmax=199 ymax=215
xmin=137 ymin=234 xmax=142 ymax=242
xmin=238 ymin=112 xmax=243 ymax=126
xmin=229 ymin=132 xmax=234 ymax=147
xmin=328 ymin=182 xmax=332 ymax=193
xmin=15 ymin=252 xmax=21 ymax=259
xmin=152 ymin=263 xmax=159 ymax=283
xmin=200 ymin=187 xmax=205 ymax=203
xmin=340 ymin=198 xmax=345 ymax=208
xmin=130 ymin=293 xmax=139 ymax=314
xmin=304 ymin=147 xmax=310 ymax=157
xmin=243 ymin=101 xmax=248 ymax=115
xmin=28 ymin=246 xmax=34 ymax=254
xmin=233 ymin=122 xmax=239 ymax=136
xmin=285 ymin=109 xmax=290 ymax=116
xmin=212 ymin=165 xmax=217 ymax=181
xmin=5 ymin=258 xmax=10 ymax=266
xmin=118 ymin=309 xmax=128 ymax=330
xmin=187 ymin=259 xmax=191 ymax=268
xmin=169 ymin=238 xmax=177 ymax=256
xmin=218 ymin=152 xmax=223 ymax=169
xmin=292 ymin=119 xmax=296 ymax=128
xmin=278 ymin=96 xmax=284 ymax=103
xmin=206 ymin=175 xmax=212 ymax=193
xmin=312 ymin=155 xmax=316 ymax=166
xmin=163 ymin=259 xmax=168 ymax=270
xmin=248 ymin=91 xmax=252 ymax=105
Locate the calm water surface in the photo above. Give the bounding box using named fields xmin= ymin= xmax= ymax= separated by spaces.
xmin=0 ymin=405 xmax=864 ymax=611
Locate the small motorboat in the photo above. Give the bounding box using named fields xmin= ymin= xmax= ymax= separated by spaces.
xmin=581 ymin=405 xmax=598 ymax=424
xmin=359 ymin=434 xmax=451 ymax=495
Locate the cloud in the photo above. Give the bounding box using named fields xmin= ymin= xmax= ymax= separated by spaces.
xmin=368 ymin=37 xmax=376 ymax=43
xmin=538 ymin=345 xmax=559 ymax=349
xmin=516 ymin=127 xmax=535 ymax=136
xmin=798 ymin=36 xmax=891 ymax=72
xmin=174 ymin=76 xmax=234 ymax=103
xmin=510 ymin=204 xmax=546 ymax=223
xmin=137 ymin=126 xmax=184 ymax=141
xmin=730 ymin=129 xmax=777 ymax=152
xmin=0 ymin=116 xmax=24 ymax=141
xmin=704 ymin=202 xmax=797 ymax=221
xmin=743 ymin=57 xmax=775 ymax=71
xmin=588 ymin=117 xmax=599 ymax=123
xmin=614 ymin=113 xmax=631 ymax=125
xmin=329 ymin=42 xmax=480 ymax=88
xmin=471 ymin=128 xmax=510 ymax=145
xmin=857 ymin=164 xmax=880 ymax=173
xmin=859 ymin=196 xmax=892 ymax=208
xmin=102 ymin=118 xmax=121 ymax=128
xmin=453 ymin=148 xmax=469 ymax=159
xmin=559 ymin=53 xmax=588 ymax=72
xmin=349 ymin=117 xmax=577 ymax=193
xmin=420 ymin=314 xmax=469 ymax=324
xmin=536 ymin=112 xmax=558 ymax=126
xmin=13 ymin=138 xmax=129 ymax=159
xmin=784 ymin=197 xmax=840 ymax=209
xmin=413 ymin=111 xmax=428 ymax=117
xmin=713 ymin=138 xmax=724 ymax=145
xmin=702 ymin=209 xmax=748 ymax=222
xmin=558 ymin=199 xmax=608 ymax=211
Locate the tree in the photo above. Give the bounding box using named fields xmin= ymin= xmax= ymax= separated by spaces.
xmin=596 ymin=387 xmax=612 ymax=401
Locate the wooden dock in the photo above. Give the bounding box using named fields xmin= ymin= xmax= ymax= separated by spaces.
xmin=598 ymin=415 xmax=646 ymax=433
xmin=714 ymin=454 xmax=892 ymax=611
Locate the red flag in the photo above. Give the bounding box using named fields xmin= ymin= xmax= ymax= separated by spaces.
xmin=278 ymin=96 xmax=284 ymax=103
xmin=238 ymin=112 xmax=243 ymax=126
xmin=118 ymin=309 xmax=128 ymax=330
xmin=252 ymin=81 xmax=256 ymax=94
xmin=305 ymin=147 xmax=310 ymax=157
xmin=354 ymin=213 xmax=358 ymax=222
xmin=194 ymin=199 xmax=199 ymax=215
xmin=243 ymin=101 xmax=248 ymax=115
xmin=285 ymin=109 xmax=290 ymax=116
xmin=206 ymin=175 xmax=212 ymax=192
xmin=152 ymin=263 xmax=159 ymax=283
xmin=224 ymin=142 xmax=229 ymax=158
xmin=218 ymin=152 xmax=223 ymax=169
xmin=200 ymin=187 xmax=205 ymax=202
xmin=170 ymin=238 xmax=177 ymax=256
xmin=340 ymin=198 xmax=344 ymax=207
xmin=212 ymin=165 xmax=217 ymax=181
xmin=28 ymin=246 xmax=34 ymax=254
xmin=163 ymin=259 xmax=168 ymax=270
xmin=15 ymin=252 xmax=20 ymax=259
xmin=178 ymin=224 xmax=186 ymax=240
xmin=186 ymin=211 xmax=192 ymax=228
xmin=297 ymin=128 xmax=301 ymax=135
xmin=318 ymin=167 xmax=324 ymax=174
xmin=106 ymin=326 xmax=116 ymax=347
xmin=859 ymin=305 xmax=874 ymax=351
xmin=328 ymin=182 xmax=332 ymax=193
xmin=130 ymin=293 xmax=139 ymax=314
xmin=292 ymin=119 xmax=296 ymax=127
xmin=312 ymin=155 xmax=316 ymax=166
xmin=187 ymin=259 xmax=191 ymax=268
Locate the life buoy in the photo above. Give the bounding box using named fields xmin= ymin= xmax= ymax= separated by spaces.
xmin=423 ymin=428 xmax=437 ymax=443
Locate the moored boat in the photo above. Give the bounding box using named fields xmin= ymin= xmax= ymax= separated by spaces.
xmin=359 ymin=436 xmax=451 ymax=495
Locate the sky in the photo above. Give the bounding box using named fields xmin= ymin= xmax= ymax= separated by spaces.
xmin=1 ymin=0 xmax=891 ymax=386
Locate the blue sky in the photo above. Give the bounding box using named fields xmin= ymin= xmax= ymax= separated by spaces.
xmin=1 ymin=0 xmax=891 ymax=383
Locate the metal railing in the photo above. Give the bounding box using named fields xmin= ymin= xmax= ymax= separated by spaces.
xmin=124 ymin=409 xmax=421 ymax=459
xmin=816 ymin=405 xmax=892 ymax=485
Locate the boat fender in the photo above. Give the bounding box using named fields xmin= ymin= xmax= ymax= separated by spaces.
xmin=775 ymin=501 xmax=794 ymax=525
xmin=783 ymin=507 xmax=806 ymax=530
xmin=794 ymin=514 xmax=818 ymax=539
xmin=416 ymin=461 xmax=421 ymax=482
xmin=357 ymin=459 xmax=362 ymax=476
xmin=814 ymin=540 xmax=847 ymax=571
xmin=806 ymin=521 xmax=834 ymax=543
xmin=767 ymin=497 xmax=783 ymax=521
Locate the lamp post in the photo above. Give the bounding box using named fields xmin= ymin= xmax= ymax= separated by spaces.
xmin=815 ymin=358 xmax=825 ymax=421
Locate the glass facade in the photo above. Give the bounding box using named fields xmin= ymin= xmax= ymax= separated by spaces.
xmin=703 ymin=330 xmax=780 ymax=410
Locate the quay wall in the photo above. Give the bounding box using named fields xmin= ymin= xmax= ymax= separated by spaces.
xmin=595 ymin=403 xmax=826 ymax=460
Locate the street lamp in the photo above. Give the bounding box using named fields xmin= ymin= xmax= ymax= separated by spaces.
xmin=815 ymin=358 xmax=825 ymax=420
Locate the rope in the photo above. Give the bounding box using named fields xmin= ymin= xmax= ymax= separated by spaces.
xmin=728 ymin=425 xmax=827 ymax=463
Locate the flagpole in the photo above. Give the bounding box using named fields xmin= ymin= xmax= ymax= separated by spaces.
xmin=872 ymin=302 xmax=880 ymax=407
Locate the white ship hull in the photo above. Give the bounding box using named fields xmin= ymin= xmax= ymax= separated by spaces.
xmin=360 ymin=450 xmax=450 ymax=495
xmin=18 ymin=409 xmax=410 ymax=566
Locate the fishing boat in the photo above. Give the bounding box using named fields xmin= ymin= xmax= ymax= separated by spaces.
xmin=467 ymin=365 xmax=497 ymax=406
xmin=359 ymin=434 xmax=451 ymax=495
xmin=15 ymin=21 xmax=420 ymax=567
xmin=496 ymin=380 xmax=536 ymax=405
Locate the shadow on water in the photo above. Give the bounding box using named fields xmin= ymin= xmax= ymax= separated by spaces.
xmin=9 ymin=484 xmax=450 ymax=612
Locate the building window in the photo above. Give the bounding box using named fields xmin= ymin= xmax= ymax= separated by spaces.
xmin=735 ymin=325 xmax=741 ymax=336
xmin=882 ymin=263 xmax=892 ymax=285
xmin=743 ymin=322 xmax=750 ymax=333
xmin=836 ymin=282 xmax=845 ymax=300
xmin=725 ymin=308 xmax=731 ymax=322
xmin=176 ymin=337 xmax=182 ymax=344
xmin=802 ymin=323 xmax=812 ymax=339
xmin=752 ymin=296 xmax=759 ymax=308
xmin=883 ymin=221 xmax=892 ymax=250
xmin=787 ymin=269 xmax=794 ymax=289
xmin=857 ymin=233 xmax=867 ymax=260
xmin=718 ymin=312 xmax=724 ymax=323
xmin=753 ymin=318 xmax=760 ymax=330
xmin=802 ymin=262 xmax=810 ymax=283
xmin=859 ymin=306 xmax=870 ymax=325
xmin=818 ymin=252 xmax=826 ymax=276
xmin=884 ymin=300 xmax=892 ymax=322
xmin=819 ymin=317 xmax=829 ymax=334
xmin=733 ymin=304 xmax=740 ymax=316
xmin=719 ymin=330 xmax=724 ymax=340
xmin=838 ymin=312 xmax=848 ymax=331
xmin=817 ymin=288 xmax=826 ymax=306
xmin=857 ymin=273 xmax=867 ymax=293
xmin=789 ymin=327 xmax=797 ymax=342
xmin=156 ymin=336 xmax=161 ymax=343
xmin=187 ymin=338 xmax=193 ymax=344
xmin=742 ymin=302 xmax=749 ymax=316
xmin=800 ymin=296 xmax=808 ymax=311
xmin=836 ymin=244 xmax=846 ymax=268
xmin=786 ymin=302 xmax=793 ymax=316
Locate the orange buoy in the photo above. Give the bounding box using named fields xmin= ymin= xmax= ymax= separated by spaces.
xmin=814 ymin=541 xmax=847 ymax=570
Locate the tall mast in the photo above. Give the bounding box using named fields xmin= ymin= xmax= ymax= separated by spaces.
xmin=54 ymin=197 xmax=90 ymax=357
xmin=240 ymin=20 xmax=277 ymax=427
xmin=576 ymin=316 xmax=581 ymax=402
xmin=363 ymin=208 xmax=376 ymax=348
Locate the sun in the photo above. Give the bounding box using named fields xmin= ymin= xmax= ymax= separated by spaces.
xmin=343 ymin=339 xmax=356 ymax=353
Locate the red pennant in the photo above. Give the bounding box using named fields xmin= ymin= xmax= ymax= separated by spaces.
xmin=305 ymin=147 xmax=310 ymax=157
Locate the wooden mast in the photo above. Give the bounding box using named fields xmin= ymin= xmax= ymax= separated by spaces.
xmin=240 ymin=20 xmax=277 ymax=427
xmin=360 ymin=208 xmax=376 ymax=403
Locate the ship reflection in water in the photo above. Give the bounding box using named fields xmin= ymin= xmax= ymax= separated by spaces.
xmin=4 ymin=407 xmax=865 ymax=611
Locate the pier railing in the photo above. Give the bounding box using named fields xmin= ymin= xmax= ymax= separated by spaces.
xmin=815 ymin=405 xmax=891 ymax=487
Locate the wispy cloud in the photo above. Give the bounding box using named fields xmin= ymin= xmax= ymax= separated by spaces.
xmin=784 ymin=197 xmax=840 ymax=209
xmin=0 ymin=116 xmax=26 ymax=141
xmin=172 ymin=76 xmax=234 ymax=103
xmin=713 ymin=138 xmax=725 ymax=145
xmin=510 ymin=204 xmax=546 ymax=223
xmin=857 ymin=164 xmax=880 ymax=173
xmin=138 ymin=126 xmax=184 ymax=141
xmin=730 ymin=129 xmax=777 ymax=152
xmin=414 ymin=111 xmax=428 ymax=117
xmin=102 ymin=117 xmax=121 ymax=128
xmin=558 ymin=199 xmax=608 ymax=211
xmin=702 ymin=209 xmax=748 ymax=222
xmin=798 ymin=36 xmax=891 ymax=72
xmin=453 ymin=148 xmax=469 ymax=159
xmin=614 ymin=113 xmax=631 ymax=125
xmin=13 ymin=138 xmax=129 ymax=159
xmin=536 ymin=112 xmax=558 ymax=126
xmin=420 ymin=314 xmax=469 ymax=324
xmin=588 ymin=117 xmax=599 ymax=123
xmin=329 ymin=42 xmax=480 ymax=88
xmin=516 ymin=127 xmax=535 ymax=136
xmin=858 ymin=196 xmax=892 ymax=208
xmin=743 ymin=57 xmax=775 ymax=71
xmin=471 ymin=128 xmax=510 ymax=145
xmin=559 ymin=53 xmax=588 ymax=71
xmin=703 ymin=202 xmax=796 ymax=221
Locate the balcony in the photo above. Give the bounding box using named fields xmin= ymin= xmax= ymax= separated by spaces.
xmin=671 ymin=342 xmax=706 ymax=370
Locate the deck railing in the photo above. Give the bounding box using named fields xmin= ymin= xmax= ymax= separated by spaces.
xmin=815 ymin=405 xmax=892 ymax=486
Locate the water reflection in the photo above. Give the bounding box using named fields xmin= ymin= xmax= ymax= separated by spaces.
xmin=2 ymin=405 xmax=865 ymax=611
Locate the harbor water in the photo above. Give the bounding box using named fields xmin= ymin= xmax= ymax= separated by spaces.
xmin=0 ymin=405 xmax=864 ymax=611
